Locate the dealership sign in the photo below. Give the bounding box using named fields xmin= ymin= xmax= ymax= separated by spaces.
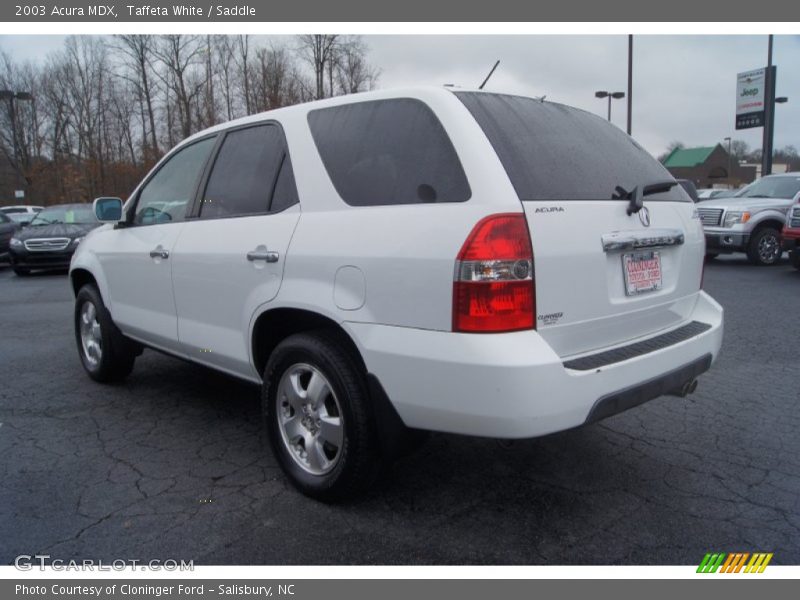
xmin=736 ymin=68 xmax=766 ymax=130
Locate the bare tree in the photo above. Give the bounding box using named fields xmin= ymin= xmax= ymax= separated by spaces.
xmin=0 ymin=34 xmax=382 ymax=206
xmin=0 ymin=51 xmax=41 ymax=198
xmin=61 ymin=36 xmax=110 ymax=198
xmin=251 ymin=43 xmax=305 ymax=112
xmin=153 ymin=35 xmax=204 ymax=140
xmin=297 ymin=35 xmax=339 ymax=100
xmin=336 ymin=37 xmax=380 ymax=94
xmin=234 ymin=35 xmax=252 ymax=115
xmin=115 ymin=35 xmax=159 ymax=157
xmin=215 ymin=36 xmax=237 ymax=121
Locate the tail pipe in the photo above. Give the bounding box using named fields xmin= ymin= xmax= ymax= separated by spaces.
xmin=668 ymin=378 xmax=699 ymax=398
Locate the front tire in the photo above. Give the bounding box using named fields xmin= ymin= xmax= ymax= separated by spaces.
xmin=263 ymin=330 xmax=381 ymax=502
xmin=74 ymin=284 xmax=137 ymax=382
xmin=747 ymin=227 xmax=782 ymax=266
xmin=13 ymin=267 xmax=30 ymax=276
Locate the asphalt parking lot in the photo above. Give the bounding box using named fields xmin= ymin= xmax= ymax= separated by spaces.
xmin=1 ymin=257 xmax=798 ymax=566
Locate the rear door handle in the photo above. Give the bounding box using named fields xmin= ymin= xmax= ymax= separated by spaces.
xmin=149 ymin=246 xmax=169 ymax=259
xmin=246 ymin=246 xmax=280 ymax=263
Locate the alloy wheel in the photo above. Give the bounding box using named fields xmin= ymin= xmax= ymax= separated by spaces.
xmin=275 ymin=363 xmax=344 ymax=475
xmin=758 ymin=233 xmax=780 ymax=264
xmin=79 ymin=301 xmax=103 ymax=367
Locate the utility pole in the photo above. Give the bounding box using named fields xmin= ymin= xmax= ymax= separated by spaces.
xmin=724 ymin=136 xmax=732 ymax=186
xmin=761 ymin=35 xmax=776 ymax=177
xmin=627 ymin=35 xmax=633 ymax=135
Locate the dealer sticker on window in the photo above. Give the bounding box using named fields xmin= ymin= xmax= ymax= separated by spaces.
xmin=622 ymin=251 xmax=662 ymax=296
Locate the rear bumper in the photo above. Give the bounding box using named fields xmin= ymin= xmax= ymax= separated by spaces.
xmin=348 ymin=291 xmax=723 ymax=439
xmin=584 ymin=353 xmax=711 ymax=424
xmin=782 ymin=228 xmax=800 ymax=251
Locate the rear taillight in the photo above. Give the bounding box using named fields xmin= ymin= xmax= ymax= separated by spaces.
xmin=453 ymin=213 xmax=535 ymax=333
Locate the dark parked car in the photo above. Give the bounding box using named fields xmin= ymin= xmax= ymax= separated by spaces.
xmin=0 ymin=211 xmax=19 ymax=261
xmin=8 ymin=203 xmax=101 ymax=276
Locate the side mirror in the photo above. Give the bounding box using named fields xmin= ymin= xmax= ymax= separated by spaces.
xmin=93 ymin=197 xmax=123 ymax=223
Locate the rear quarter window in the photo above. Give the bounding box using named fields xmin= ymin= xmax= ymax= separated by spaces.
xmin=307 ymin=98 xmax=471 ymax=206
xmin=456 ymin=92 xmax=685 ymax=202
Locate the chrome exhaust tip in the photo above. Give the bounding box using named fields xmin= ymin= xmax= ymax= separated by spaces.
xmin=668 ymin=378 xmax=698 ymax=398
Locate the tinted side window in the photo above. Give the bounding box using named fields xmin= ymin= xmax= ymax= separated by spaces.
xmin=270 ymin=154 xmax=300 ymax=213
xmin=456 ymin=92 xmax=684 ymax=202
xmin=134 ymin=137 xmax=216 ymax=226
xmin=200 ymin=124 xmax=287 ymax=219
xmin=308 ymin=98 xmax=471 ymax=206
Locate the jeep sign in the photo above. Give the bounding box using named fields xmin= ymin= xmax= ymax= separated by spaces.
xmin=736 ymin=68 xmax=766 ymax=130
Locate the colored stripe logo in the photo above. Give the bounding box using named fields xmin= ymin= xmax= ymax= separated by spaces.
xmin=697 ymin=552 xmax=773 ymax=573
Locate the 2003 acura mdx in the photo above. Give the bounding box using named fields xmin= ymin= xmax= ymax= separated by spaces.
xmin=70 ymin=88 xmax=724 ymax=501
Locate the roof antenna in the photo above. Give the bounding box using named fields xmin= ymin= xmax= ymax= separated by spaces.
xmin=478 ymin=60 xmax=500 ymax=90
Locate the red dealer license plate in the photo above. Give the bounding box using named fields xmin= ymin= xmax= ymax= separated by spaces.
xmin=622 ymin=251 xmax=662 ymax=296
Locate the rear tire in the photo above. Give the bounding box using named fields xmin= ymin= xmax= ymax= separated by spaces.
xmin=705 ymin=253 xmax=719 ymax=261
xmin=746 ymin=227 xmax=782 ymax=266
xmin=263 ymin=330 xmax=381 ymax=502
xmin=13 ymin=267 xmax=30 ymax=276
xmin=74 ymin=284 xmax=137 ymax=382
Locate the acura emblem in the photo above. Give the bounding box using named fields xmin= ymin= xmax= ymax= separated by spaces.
xmin=639 ymin=206 xmax=651 ymax=227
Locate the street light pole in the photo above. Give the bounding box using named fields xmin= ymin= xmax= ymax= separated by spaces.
xmin=761 ymin=35 xmax=776 ymax=177
xmin=595 ymin=90 xmax=626 ymax=123
xmin=627 ymin=35 xmax=633 ymax=135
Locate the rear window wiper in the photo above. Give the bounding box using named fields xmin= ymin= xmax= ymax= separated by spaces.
xmin=612 ymin=180 xmax=679 ymax=215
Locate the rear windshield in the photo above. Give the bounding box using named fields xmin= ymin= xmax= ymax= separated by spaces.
xmin=456 ymin=92 xmax=685 ymax=202
xmin=308 ymin=98 xmax=471 ymax=206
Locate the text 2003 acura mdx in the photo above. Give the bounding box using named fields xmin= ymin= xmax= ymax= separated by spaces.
xmin=70 ymin=88 xmax=723 ymax=500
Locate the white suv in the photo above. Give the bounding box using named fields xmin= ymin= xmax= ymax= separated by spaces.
xmin=70 ymin=88 xmax=723 ymax=501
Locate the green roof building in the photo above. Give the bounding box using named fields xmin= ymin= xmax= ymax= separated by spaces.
xmin=661 ymin=144 xmax=755 ymax=188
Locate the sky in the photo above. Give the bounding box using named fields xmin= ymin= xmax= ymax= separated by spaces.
xmin=1 ymin=34 xmax=798 ymax=158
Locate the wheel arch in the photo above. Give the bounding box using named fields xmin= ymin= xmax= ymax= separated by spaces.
xmin=251 ymin=305 xmax=416 ymax=460
xmin=70 ymin=268 xmax=98 ymax=297
xmin=250 ymin=306 xmax=366 ymax=379
xmin=750 ymin=215 xmax=787 ymax=233
xmin=69 ymin=251 xmax=112 ymax=310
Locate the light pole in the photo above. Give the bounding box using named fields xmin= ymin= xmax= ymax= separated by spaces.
xmin=724 ymin=136 xmax=732 ymax=186
xmin=761 ymin=35 xmax=777 ymax=177
xmin=627 ymin=35 xmax=633 ymax=135
xmin=0 ymin=89 xmax=34 ymax=201
xmin=595 ymin=90 xmax=625 ymax=122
